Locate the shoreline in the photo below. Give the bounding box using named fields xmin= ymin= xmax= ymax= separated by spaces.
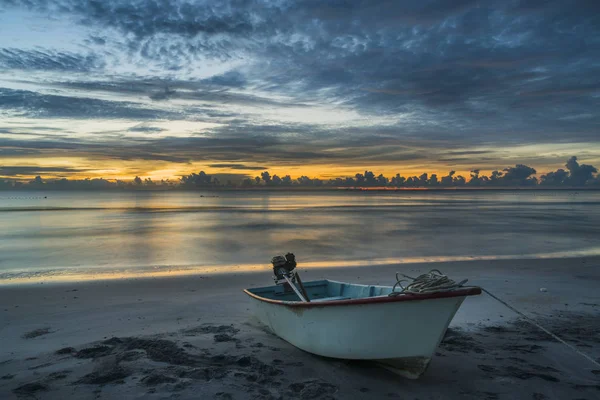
xmin=2 ymin=187 xmax=600 ymax=192
xmin=2 ymin=251 xmax=600 ymax=286
xmin=1 ymin=257 xmax=599 ymax=399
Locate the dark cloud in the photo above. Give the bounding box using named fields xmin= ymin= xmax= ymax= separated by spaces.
xmin=46 ymin=78 xmax=309 ymax=109
xmin=540 ymin=168 xmax=569 ymax=186
xmin=519 ymin=84 xmax=600 ymax=97
xmin=87 ymin=35 xmax=107 ymax=45
xmin=446 ymin=150 xmax=496 ymax=156
xmin=127 ymin=124 xmax=166 ymax=133
xmin=0 ymin=166 xmax=88 ymax=176
xmin=0 ymin=87 xmax=182 ymax=120
xmin=80 ymin=1 xmax=261 ymax=38
xmin=201 ymin=71 xmax=247 ymax=88
xmin=0 ymin=123 xmax=429 ymax=167
xmin=148 ymin=86 xmax=310 ymax=108
xmin=0 ymin=125 xmax=66 ymax=132
xmin=208 ymin=164 xmax=267 ymax=170
xmin=499 ymin=164 xmax=538 ymax=186
xmin=0 ymin=136 xmax=193 ymax=163
xmin=565 ymin=156 xmax=598 ymax=186
xmin=0 ymin=48 xmax=103 ymax=71
xmin=210 ymin=173 xmax=252 ymax=184
xmin=0 ymin=147 xmax=41 ymax=156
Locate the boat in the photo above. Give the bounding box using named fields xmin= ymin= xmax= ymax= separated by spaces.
xmin=244 ymin=254 xmax=481 ymax=379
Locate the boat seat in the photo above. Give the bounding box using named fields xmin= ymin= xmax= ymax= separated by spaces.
xmin=310 ymin=296 xmax=350 ymax=302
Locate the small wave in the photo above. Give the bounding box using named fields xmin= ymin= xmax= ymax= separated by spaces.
xmin=2 ymin=199 xmax=599 ymax=214
xmin=0 ymin=206 xmax=272 ymax=213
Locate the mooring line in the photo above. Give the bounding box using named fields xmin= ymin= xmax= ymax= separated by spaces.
xmin=482 ymin=288 xmax=600 ymax=369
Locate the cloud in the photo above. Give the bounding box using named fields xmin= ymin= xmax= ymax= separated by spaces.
xmin=87 ymin=35 xmax=107 ymax=45
xmin=500 ymin=164 xmax=538 ymax=186
xmin=208 ymin=164 xmax=267 ymax=170
xmin=0 ymin=87 xmax=182 ymax=120
xmin=0 ymin=123 xmax=427 ymax=167
xmin=1 ymin=0 xmax=599 ymax=172
xmin=0 ymin=166 xmax=88 ymax=176
xmin=0 ymin=48 xmax=104 ymax=71
xmin=445 ymin=150 xmax=495 ymax=156
xmin=210 ymin=173 xmax=253 ymax=184
xmin=565 ymin=156 xmax=598 ymax=186
xmin=127 ymin=124 xmax=166 ymax=133
xmin=201 ymin=70 xmax=247 ymax=88
xmin=0 ymin=136 xmax=193 ymax=163
xmin=47 ymin=78 xmax=309 ymax=109
xmin=74 ymin=1 xmax=261 ymax=38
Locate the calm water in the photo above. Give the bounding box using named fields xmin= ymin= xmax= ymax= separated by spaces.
xmin=1 ymin=190 xmax=599 ymax=282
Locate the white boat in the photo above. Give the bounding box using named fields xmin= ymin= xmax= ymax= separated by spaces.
xmin=244 ymin=279 xmax=481 ymax=378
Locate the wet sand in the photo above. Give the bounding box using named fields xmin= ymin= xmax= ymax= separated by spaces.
xmin=1 ymin=257 xmax=599 ymax=399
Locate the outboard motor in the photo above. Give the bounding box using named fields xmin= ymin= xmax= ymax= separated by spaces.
xmin=272 ymin=252 xmax=297 ymax=282
xmin=270 ymin=252 xmax=310 ymax=302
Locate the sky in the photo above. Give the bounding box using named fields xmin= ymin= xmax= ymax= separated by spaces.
xmin=0 ymin=0 xmax=599 ymax=182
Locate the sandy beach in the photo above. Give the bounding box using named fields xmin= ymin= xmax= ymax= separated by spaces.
xmin=1 ymin=257 xmax=599 ymax=399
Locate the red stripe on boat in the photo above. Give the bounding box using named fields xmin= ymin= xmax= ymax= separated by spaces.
xmin=243 ymin=287 xmax=481 ymax=308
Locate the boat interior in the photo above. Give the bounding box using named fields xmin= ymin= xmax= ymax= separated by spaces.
xmin=247 ymin=279 xmax=393 ymax=303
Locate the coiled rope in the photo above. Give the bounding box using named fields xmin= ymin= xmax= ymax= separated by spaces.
xmin=389 ymin=269 xmax=469 ymax=295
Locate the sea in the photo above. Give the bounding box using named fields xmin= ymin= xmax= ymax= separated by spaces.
xmin=1 ymin=190 xmax=599 ymax=283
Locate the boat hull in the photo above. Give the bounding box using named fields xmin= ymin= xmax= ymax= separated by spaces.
xmin=247 ymin=290 xmax=468 ymax=378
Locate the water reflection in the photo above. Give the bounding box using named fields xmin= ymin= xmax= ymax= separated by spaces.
xmin=0 ymin=190 xmax=599 ymax=283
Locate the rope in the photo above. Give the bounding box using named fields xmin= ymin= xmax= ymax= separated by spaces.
xmin=388 ymin=270 xmax=600 ymax=369
xmin=482 ymin=288 xmax=600 ymax=369
xmin=389 ymin=269 xmax=468 ymax=296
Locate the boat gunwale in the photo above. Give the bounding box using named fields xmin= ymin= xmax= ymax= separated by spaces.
xmin=243 ymin=282 xmax=481 ymax=308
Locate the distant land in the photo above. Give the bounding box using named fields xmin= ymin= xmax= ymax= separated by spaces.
xmin=1 ymin=156 xmax=598 ymax=190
